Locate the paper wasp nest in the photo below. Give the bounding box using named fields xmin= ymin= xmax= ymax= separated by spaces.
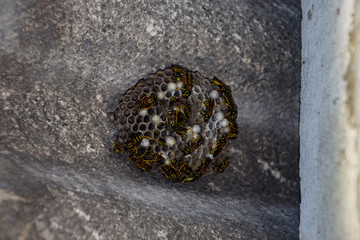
xmin=113 ymin=65 xmax=238 ymax=182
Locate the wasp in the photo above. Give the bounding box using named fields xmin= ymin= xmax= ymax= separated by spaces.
xmin=170 ymin=157 xmax=184 ymax=170
xmin=211 ymin=77 xmax=236 ymax=110
xmin=134 ymin=158 xmax=153 ymax=172
xmin=211 ymin=77 xmax=229 ymax=91
xmin=209 ymin=136 xmax=227 ymax=157
xmin=227 ymin=120 xmax=238 ymax=140
xmin=125 ymin=133 xmax=152 ymax=151
xmin=134 ymin=93 xmax=158 ymax=110
xmin=183 ymin=159 xmax=207 ymax=183
xmin=222 ymin=92 xmax=236 ymax=111
xmin=182 ymin=134 xmax=203 ymax=155
xmin=181 ymin=71 xmax=194 ymax=99
xmin=200 ymin=98 xmax=215 ymax=122
xmin=178 ymin=101 xmax=192 ymax=119
xmin=171 ymin=65 xmax=183 ymax=82
xmin=161 ymin=164 xmax=179 ymax=181
xmin=177 ymin=163 xmax=194 ymax=179
xmin=199 ymin=157 xmax=212 ymax=174
xmin=226 ymin=109 xmax=238 ymax=122
xmin=127 ymin=145 xmax=149 ymax=160
xmin=163 ymin=160 xmax=194 ymax=182
xmin=163 ymin=102 xmax=186 ymax=132
xmin=213 ymin=157 xmax=229 ymax=173
xmin=132 ymin=149 xmax=162 ymax=172
xmin=157 ymin=138 xmax=166 ymax=147
xmin=174 ymin=125 xmax=189 ymax=139
xmin=147 ymin=150 xmax=166 ymax=165
xmin=113 ymin=142 xmax=122 ymax=154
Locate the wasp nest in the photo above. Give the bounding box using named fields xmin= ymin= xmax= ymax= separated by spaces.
xmin=113 ymin=65 xmax=238 ymax=182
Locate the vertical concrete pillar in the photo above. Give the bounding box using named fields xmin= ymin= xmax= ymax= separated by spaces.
xmin=301 ymin=0 xmax=360 ymax=239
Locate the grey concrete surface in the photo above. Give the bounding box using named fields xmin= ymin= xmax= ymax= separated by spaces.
xmin=0 ymin=0 xmax=301 ymax=239
xmin=300 ymin=1 xmax=360 ymax=239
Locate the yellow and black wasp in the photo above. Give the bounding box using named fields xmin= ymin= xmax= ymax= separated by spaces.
xmin=134 ymin=158 xmax=153 ymax=172
xmin=209 ymin=136 xmax=227 ymax=157
xmin=227 ymin=119 xmax=238 ymax=140
xmin=134 ymin=93 xmax=158 ymax=110
xmin=157 ymin=138 xmax=166 ymax=147
xmin=161 ymin=163 xmax=178 ymax=181
xmin=198 ymin=157 xmax=212 ymax=175
xmin=213 ymin=157 xmax=229 ymax=173
xmin=113 ymin=141 xmax=123 ymax=154
xmin=200 ymin=98 xmax=215 ymax=122
xmin=182 ymin=134 xmax=203 ymax=155
xmin=211 ymin=77 xmax=237 ymax=111
xmin=181 ymin=71 xmax=194 ymax=99
xmin=125 ymin=133 xmax=152 ymax=151
xmin=178 ymin=101 xmax=192 ymax=119
xmin=171 ymin=65 xmax=183 ymax=82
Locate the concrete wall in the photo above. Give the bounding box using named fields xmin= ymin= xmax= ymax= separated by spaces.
xmin=0 ymin=0 xmax=301 ymax=239
xmin=301 ymin=0 xmax=360 ymax=239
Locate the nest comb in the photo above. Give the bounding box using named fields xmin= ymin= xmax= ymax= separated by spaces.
xmin=113 ymin=65 xmax=238 ymax=182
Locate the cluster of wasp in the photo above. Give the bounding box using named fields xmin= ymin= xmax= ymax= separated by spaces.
xmin=113 ymin=65 xmax=238 ymax=182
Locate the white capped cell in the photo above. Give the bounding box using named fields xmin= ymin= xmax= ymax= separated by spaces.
xmin=139 ymin=109 xmax=148 ymax=117
xmin=221 ymin=118 xmax=229 ymax=127
xmin=152 ymin=114 xmax=161 ymax=124
xmin=215 ymin=112 xmax=224 ymax=121
xmin=192 ymin=125 xmax=201 ymax=134
xmin=223 ymin=127 xmax=230 ymax=133
xmin=168 ymin=82 xmax=177 ymax=91
xmin=164 ymin=155 xmax=170 ymax=165
xmin=140 ymin=138 xmax=150 ymax=147
xmin=176 ymin=81 xmax=184 ymax=89
xmin=210 ymin=90 xmax=219 ymax=99
xmin=206 ymin=153 xmax=214 ymax=159
xmin=166 ymin=136 xmax=176 ymax=147
xmin=157 ymin=91 xmax=165 ymax=99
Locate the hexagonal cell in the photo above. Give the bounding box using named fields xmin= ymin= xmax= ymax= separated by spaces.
xmin=127 ymin=101 xmax=135 ymax=109
xmin=160 ymin=83 xmax=168 ymax=91
xmin=146 ymin=78 xmax=154 ymax=86
xmin=123 ymin=95 xmax=131 ymax=102
xmin=128 ymin=116 xmax=135 ymax=124
xmin=124 ymin=123 xmax=131 ymax=131
xmin=139 ymin=124 xmax=147 ymax=131
xmin=143 ymin=115 xmax=150 ymax=123
xmin=131 ymin=94 xmax=138 ymax=101
xmin=119 ymin=102 xmax=126 ymax=110
xmin=165 ymin=91 xmax=173 ymax=98
xmin=148 ymin=108 xmax=154 ymax=115
xmin=208 ymin=121 xmax=215 ymax=130
xmin=154 ymin=77 xmax=163 ymax=85
xmin=136 ymin=116 xmax=143 ymax=124
xmin=148 ymin=123 xmax=155 ymax=130
xmin=205 ymin=131 xmax=213 ymax=139
xmin=119 ymin=116 xmax=126 ymax=124
xmin=155 ymin=145 xmax=161 ymax=152
xmin=134 ymin=88 xmax=142 ymax=94
xmin=123 ymin=108 xmax=131 ymax=117
xmin=160 ymin=130 xmax=167 ymax=137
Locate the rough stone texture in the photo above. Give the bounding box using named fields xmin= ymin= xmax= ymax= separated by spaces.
xmin=0 ymin=0 xmax=301 ymax=239
xmin=300 ymin=0 xmax=360 ymax=239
